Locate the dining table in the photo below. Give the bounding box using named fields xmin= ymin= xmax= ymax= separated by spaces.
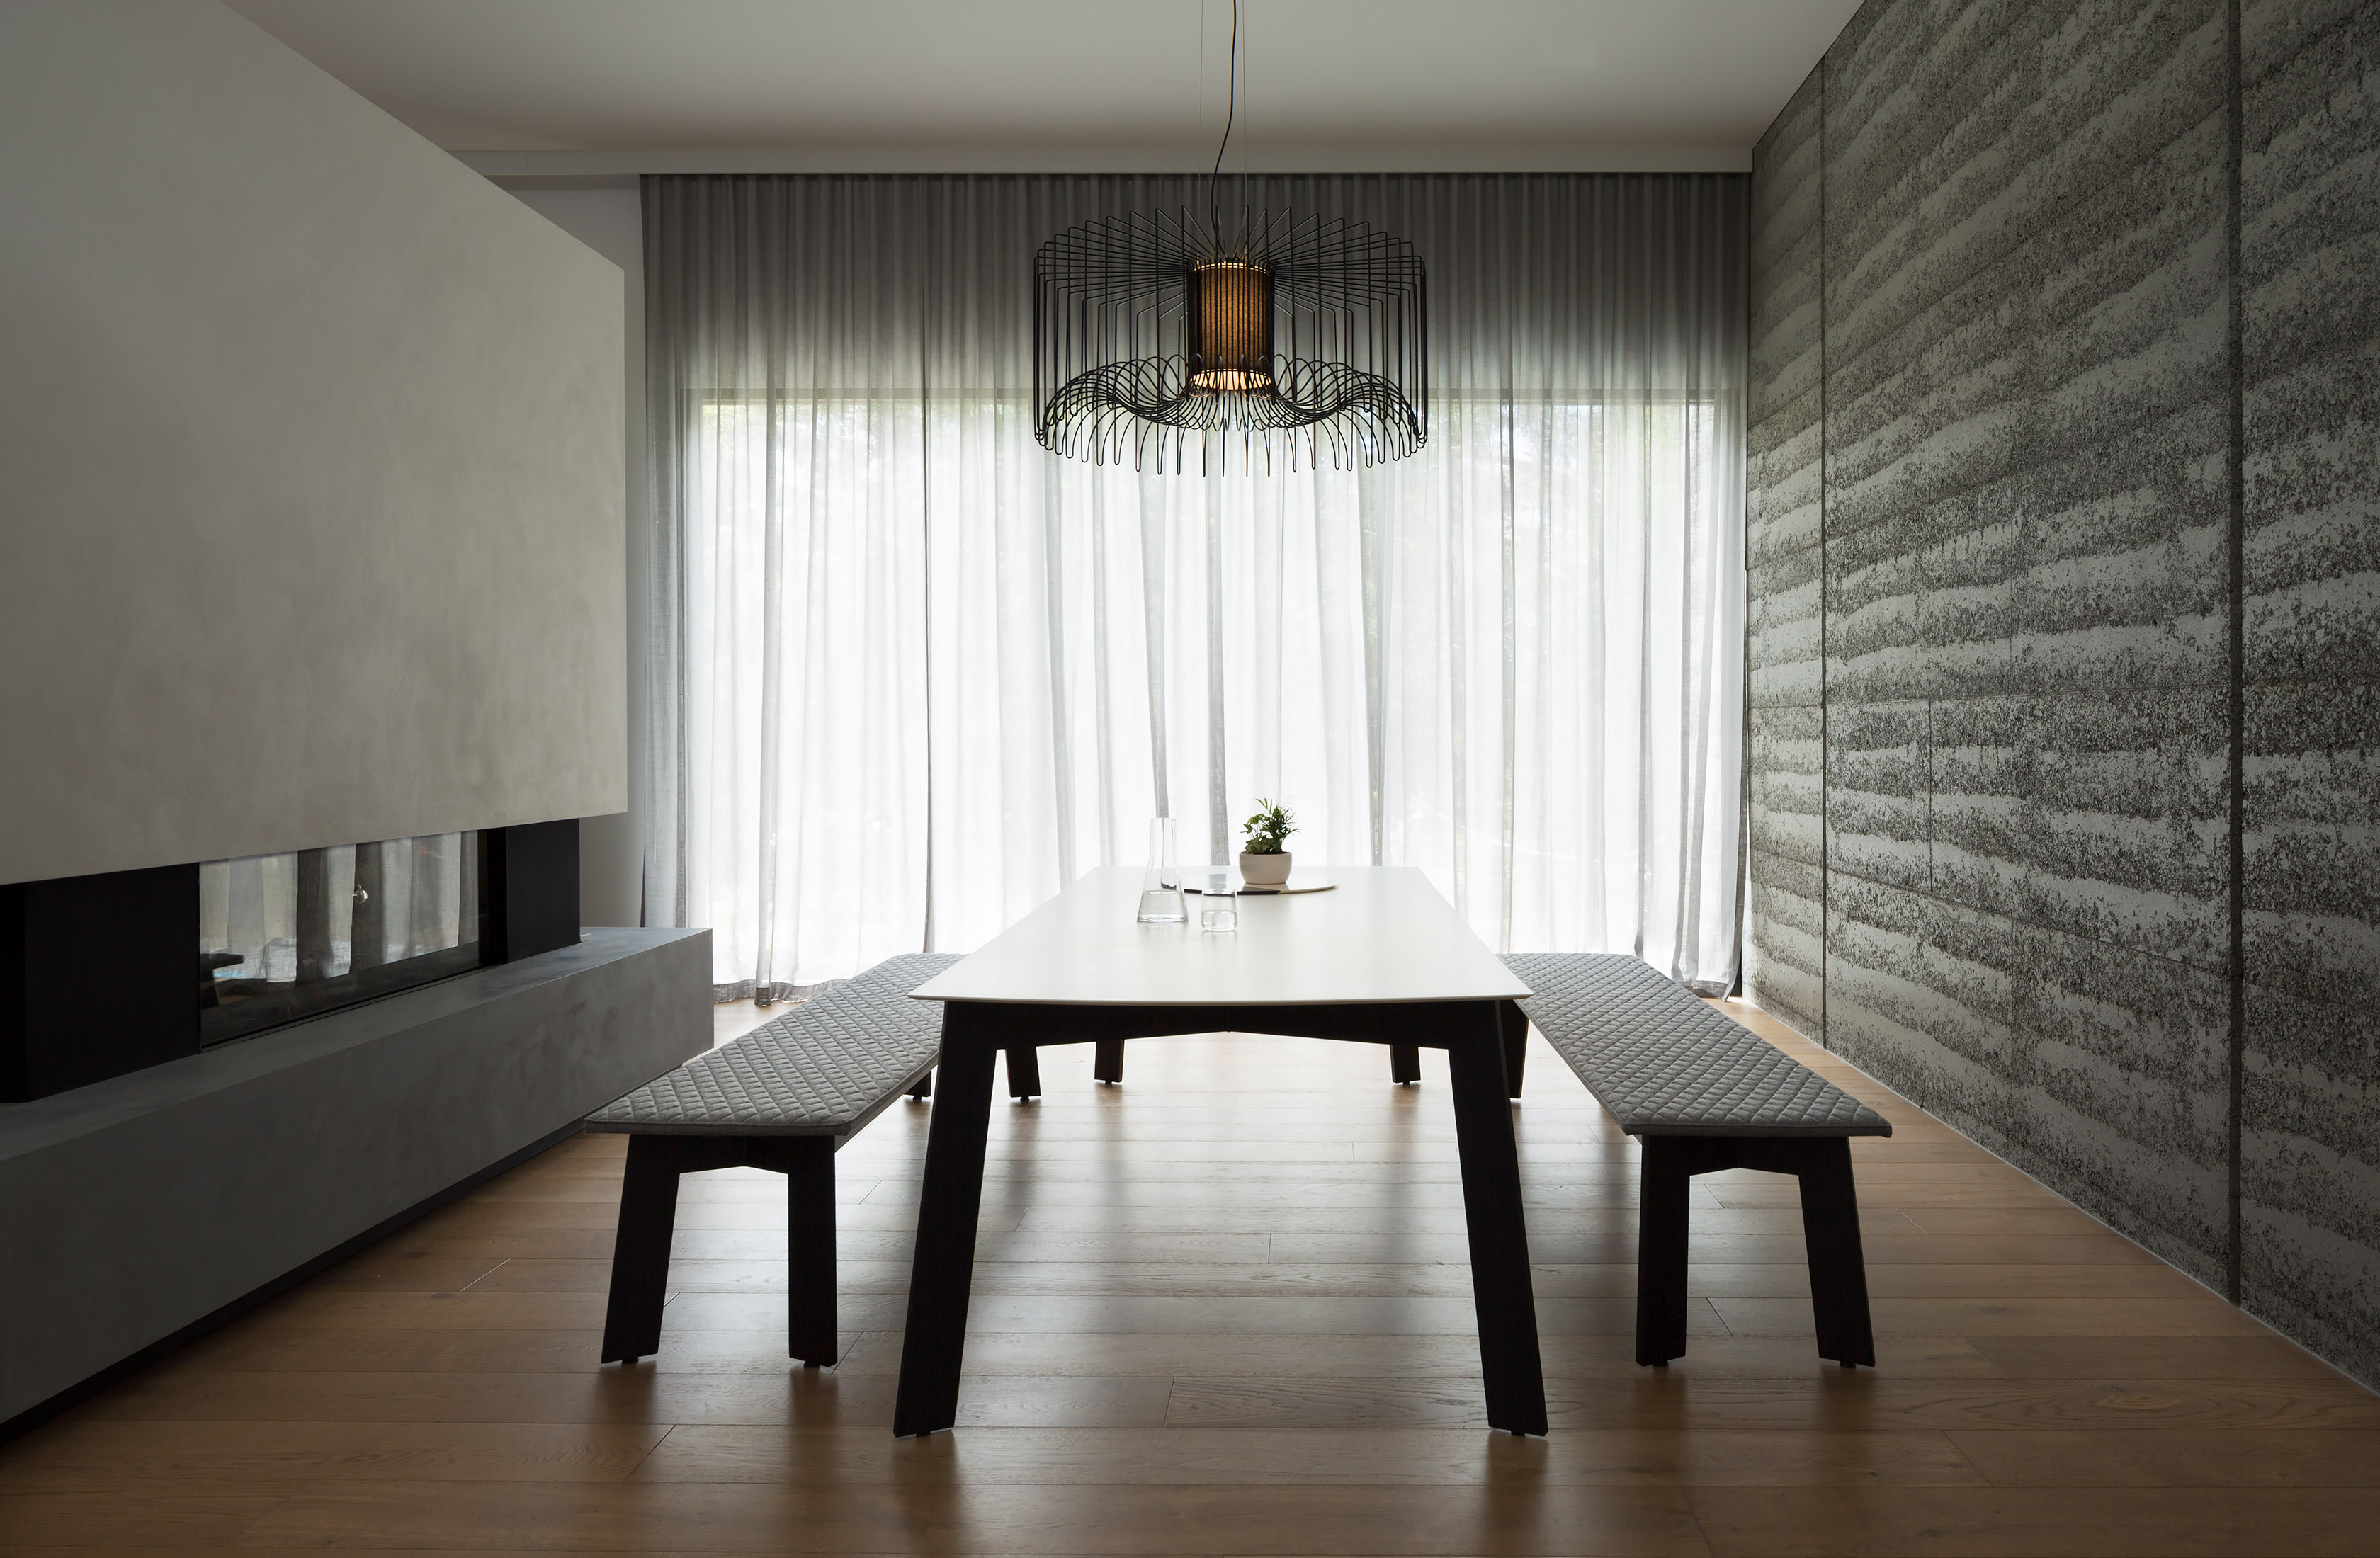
xmin=893 ymin=865 xmax=1547 ymax=1438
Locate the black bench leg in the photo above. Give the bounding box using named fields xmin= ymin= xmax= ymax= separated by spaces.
xmin=1390 ymin=1044 xmax=1422 ymax=1085
xmin=1635 ymin=1135 xmax=1694 ymax=1366
xmin=908 ymin=1069 xmax=933 ymax=1100
xmin=1446 ymin=1005 xmax=1547 ymax=1435
xmin=1005 ymin=1043 xmax=1041 ymax=1100
xmin=1797 ymin=1137 xmax=1876 ymax=1367
xmin=895 ymin=1020 xmax=999 ymax=1436
xmin=601 ymin=1135 xmax=681 ymax=1364
xmin=786 ymin=1137 xmax=838 ymax=1366
xmin=1497 ymin=1000 xmax=1527 ymax=1098
xmin=1094 ymin=1039 xmax=1125 ymax=1084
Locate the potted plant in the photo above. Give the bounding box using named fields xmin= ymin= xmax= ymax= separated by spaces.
xmin=1239 ymin=799 xmax=1298 ymax=887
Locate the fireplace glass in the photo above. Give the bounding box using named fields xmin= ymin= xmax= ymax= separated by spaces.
xmin=198 ymin=833 xmax=481 ymax=1046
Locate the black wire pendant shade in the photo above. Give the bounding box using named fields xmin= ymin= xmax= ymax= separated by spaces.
xmin=1032 ymin=4 xmax=1427 ymax=472
xmin=1034 ymin=206 xmax=1428 ymax=472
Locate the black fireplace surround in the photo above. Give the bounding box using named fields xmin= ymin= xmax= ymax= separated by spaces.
xmin=0 ymin=819 xmax=582 ymax=1102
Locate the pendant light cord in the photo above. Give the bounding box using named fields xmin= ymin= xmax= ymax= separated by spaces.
xmin=1208 ymin=0 xmax=1238 ymax=241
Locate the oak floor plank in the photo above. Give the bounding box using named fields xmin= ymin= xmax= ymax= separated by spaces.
xmin=65 ymin=1368 xmax=1172 ymax=1431
xmin=372 ymin=1230 xmax=620 ymax=1263
xmin=161 ymin=1326 xmax=613 ymax=1375
xmin=244 ymin=1291 xmax=616 ymax=1332
xmin=223 ymin=1478 xmax=1714 ymax=1555
xmin=0 ymin=1488 xmax=287 ymax=1547
xmin=1702 ymin=1183 xmax=2073 ymax=1211
xmin=0 ymin=1421 xmax=669 ymax=1484
xmin=445 ymin=1258 xmax=2209 ymax=1302
xmin=472 ymin=1258 xmax=1551 ymax=1300
xmin=657 ymin=1290 xmax=1725 ymax=1337
xmin=1895 ymin=1208 xmax=2142 ymax=1239
xmin=630 ymin=1423 xmax=1988 ymax=1488
xmin=858 ymin=1159 xmax=1543 ymax=1186
xmin=829 ymin=1330 xmax=2010 ymax=1381
xmin=1270 ymin=1233 xmax=2166 ymax=1267
xmin=1708 ymin=1296 xmax=2274 ymax=1338
xmin=1599 ymin=1379 xmax=2380 ymax=1433
xmin=1699 ymin=1266 xmax=2202 ymax=1300
xmin=1687 ymin=1485 xmax=2380 ymax=1557
xmin=487 ymin=1183 xmax=882 ymax=1207
xmin=312 ymin=1257 xmax=512 ymax=1292
xmin=850 ymin=1178 xmax=1716 ymax=1211
xmin=1164 ymin=1375 xmax=2380 ymax=1433
xmin=1962 ymin=1335 xmax=2353 ymax=1382
xmin=999 ymin=1205 xmax=1922 ymax=1237
xmin=1944 ymin=1426 xmax=2380 ymax=1486
xmin=545 ymin=1229 xmax=1276 ymax=1266
xmin=1842 ymin=1140 xmax=2006 ymax=1164
xmin=1696 ymin=1161 xmax=2038 ymax=1186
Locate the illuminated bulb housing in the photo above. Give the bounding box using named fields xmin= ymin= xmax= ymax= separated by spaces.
xmin=1187 ymin=260 xmax=1274 ymax=392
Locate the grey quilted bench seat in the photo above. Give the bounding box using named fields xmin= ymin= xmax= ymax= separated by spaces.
xmin=584 ymin=952 xmax=957 ymax=1367
xmin=1500 ymin=953 xmax=1891 ymax=1370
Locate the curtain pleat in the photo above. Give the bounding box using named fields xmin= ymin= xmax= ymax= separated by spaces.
xmin=645 ymin=173 xmax=1746 ymax=999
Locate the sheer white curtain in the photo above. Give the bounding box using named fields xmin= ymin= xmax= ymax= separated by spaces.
xmin=645 ymin=174 xmax=1745 ymax=998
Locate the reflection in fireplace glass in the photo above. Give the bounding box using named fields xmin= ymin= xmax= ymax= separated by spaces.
xmin=198 ymin=834 xmax=480 ymax=1045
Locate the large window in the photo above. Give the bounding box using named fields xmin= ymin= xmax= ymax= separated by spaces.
xmin=643 ymin=173 xmax=1746 ymax=999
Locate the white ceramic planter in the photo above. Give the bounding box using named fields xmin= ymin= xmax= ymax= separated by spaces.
xmin=1239 ymin=850 xmax=1293 ymax=886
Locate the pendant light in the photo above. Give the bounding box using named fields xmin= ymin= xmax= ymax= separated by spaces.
xmin=1032 ymin=1 xmax=1427 ymax=472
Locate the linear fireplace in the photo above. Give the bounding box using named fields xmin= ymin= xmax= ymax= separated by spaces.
xmin=1 ymin=819 xmax=582 ymax=1101
xmin=199 ymin=833 xmax=482 ymax=1047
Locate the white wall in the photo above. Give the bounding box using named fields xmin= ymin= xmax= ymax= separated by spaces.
xmin=503 ymin=186 xmax=647 ymax=928
xmin=0 ymin=0 xmax=625 ymax=887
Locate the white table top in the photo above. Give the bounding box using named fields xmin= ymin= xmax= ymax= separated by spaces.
xmin=909 ymin=866 xmax=1530 ymax=1006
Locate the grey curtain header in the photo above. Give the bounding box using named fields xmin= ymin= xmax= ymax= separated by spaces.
xmin=643 ymin=172 xmax=1746 ymax=398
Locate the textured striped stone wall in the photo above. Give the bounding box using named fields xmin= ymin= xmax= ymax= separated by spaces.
xmin=1747 ymin=0 xmax=2380 ymax=1381
xmin=2239 ymin=0 xmax=2380 ymax=1386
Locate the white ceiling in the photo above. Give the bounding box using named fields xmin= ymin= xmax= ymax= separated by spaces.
xmin=224 ymin=1 xmax=1857 ymax=175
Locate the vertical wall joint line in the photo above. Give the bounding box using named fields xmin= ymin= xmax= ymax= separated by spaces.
xmin=1816 ymin=53 xmax=1830 ymax=1053
xmin=2224 ymin=0 xmax=2247 ymax=1307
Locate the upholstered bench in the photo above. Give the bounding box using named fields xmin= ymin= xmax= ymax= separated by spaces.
xmin=1500 ymin=953 xmax=1892 ymax=1369
xmin=584 ymin=951 xmax=958 ymax=1367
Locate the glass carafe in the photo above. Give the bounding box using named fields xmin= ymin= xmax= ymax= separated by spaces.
xmin=1136 ymin=818 xmax=1188 ymax=923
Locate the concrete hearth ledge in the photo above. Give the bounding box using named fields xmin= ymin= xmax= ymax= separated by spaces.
xmin=0 ymin=926 xmax=710 ymax=1426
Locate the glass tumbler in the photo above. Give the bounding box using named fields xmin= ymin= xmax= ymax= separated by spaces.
xmin=1136 ymin=818 xmax=1187 ymax=923
xmin=1199 ymin=867 xmax=1239 ymax=931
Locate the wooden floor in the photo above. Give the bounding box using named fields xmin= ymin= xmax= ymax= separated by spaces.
xmin=7 ymin=1001 xmax=2378 ymax=1557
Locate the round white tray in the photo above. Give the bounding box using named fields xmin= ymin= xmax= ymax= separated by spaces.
xmin=1186 ymin=875 xmax=1335 ymax=895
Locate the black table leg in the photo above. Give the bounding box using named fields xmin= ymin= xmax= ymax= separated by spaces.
xmin=785 ymin=1136 xmax=838 ymax=1366
xmin=1004 ymin=1043 xmax=1041 ymax=1100
xmin=1497 ymin=999 xmax=1528 ymax=1098
xmin=1390 ymin=1043 xmax=1422 ymax=1084
xmin=893 ymin=1012 xmax=999 ymax=1436
xmin=1094 ymin=1038 xmax=1125 ymax=1084
xmin=1444 ymin=1005 xmax=1547 ymax=1435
